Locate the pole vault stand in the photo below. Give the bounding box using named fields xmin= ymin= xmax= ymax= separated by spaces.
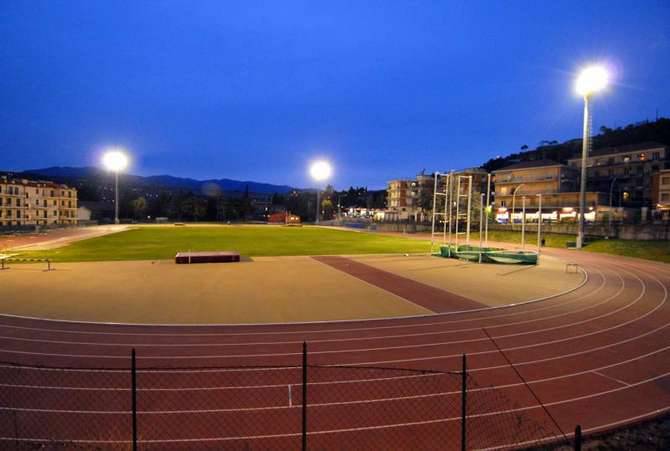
xmin=430 ymin=173 xmax=538 ymax=265
xmin=431 ymin=172 xmax=473 ymax=257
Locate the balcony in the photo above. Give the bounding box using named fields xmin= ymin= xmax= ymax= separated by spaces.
xmin=495 ymin=175 xmax=557 ymax=184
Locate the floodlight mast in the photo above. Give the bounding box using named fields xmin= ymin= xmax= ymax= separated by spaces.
xmin=102 ymin=150 xmax=129 ymax=225
xmin=309 ymin=160 xmax=332 ymax=224
xmin=575 ymin=65 xmax=609 ymax=249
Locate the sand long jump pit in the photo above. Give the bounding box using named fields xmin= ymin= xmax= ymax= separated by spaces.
xmin=0 ymin=253 xmax=583 ymax=324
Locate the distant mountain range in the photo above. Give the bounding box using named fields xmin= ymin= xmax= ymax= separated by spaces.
xmin=16 ymin=166 xmax=296 ymax=195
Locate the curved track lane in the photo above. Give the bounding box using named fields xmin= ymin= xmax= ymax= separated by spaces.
xmin=0 ymin=249 xmax=669 ymax=450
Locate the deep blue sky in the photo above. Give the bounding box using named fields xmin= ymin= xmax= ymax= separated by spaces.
xmin=1 ymin=1 xmax=669 ymax=189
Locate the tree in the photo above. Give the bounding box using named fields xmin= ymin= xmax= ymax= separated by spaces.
xmin=321 ymin=198 xmax=335 ymax=220
xmin=131 ymin=197 xmax=147 ymax=220
xmin=239 ymin=185 xmax=252 ymax=219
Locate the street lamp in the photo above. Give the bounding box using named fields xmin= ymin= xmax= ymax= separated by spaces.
xmin=511 ymin=184 xmax=525 ymax=230
xmin=309 ymin=160 xmax=332 ymax=224
xmin=575 ymin=65 xmax=609 ymax=249
xmin=102 ymin=149 xmax=129 ymax=224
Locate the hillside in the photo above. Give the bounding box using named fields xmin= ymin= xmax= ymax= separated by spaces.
xmin=483 ymin=117 xmax=670 ymax=171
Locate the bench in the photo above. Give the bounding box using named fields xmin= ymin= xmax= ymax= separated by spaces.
xmin=175 ymin=251 xmax=241 ymax=264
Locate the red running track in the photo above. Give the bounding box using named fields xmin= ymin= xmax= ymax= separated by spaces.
xmin=0 ymin=249 xmax=669 ymax=450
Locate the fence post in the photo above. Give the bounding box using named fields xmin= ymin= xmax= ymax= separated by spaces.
xmin=302 ymin=342 xmax=308 ymax=451
xmin=574 ymin=424 xmax=582 ymax=451
xmin=131 ymin=348 xmax=138 ymax=451
xmin=461 ymin=353 xmax=467 ymax=451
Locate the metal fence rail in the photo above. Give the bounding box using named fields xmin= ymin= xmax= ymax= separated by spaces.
xmin=0 ymin=345 xmax=579 ymax=450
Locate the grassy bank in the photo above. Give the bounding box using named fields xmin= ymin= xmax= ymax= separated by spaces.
xmin=470 ymin=230 xmax=670 ymax=263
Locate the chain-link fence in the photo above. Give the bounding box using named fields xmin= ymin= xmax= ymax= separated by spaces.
xmin=0 ymin=346 xmax=581 ymax=450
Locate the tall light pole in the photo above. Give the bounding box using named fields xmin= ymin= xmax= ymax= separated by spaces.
xmin=575 ymin=65 xmax=609 ymax=249
xmin=309 ymin=160 xmax=332 ymax=224
xmin=102 ymin=149 xmax=129 ymax=225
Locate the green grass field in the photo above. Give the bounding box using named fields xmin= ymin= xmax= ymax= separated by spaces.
xmin=16 ymin=226 xmax=432 ymax=262
xmin=470 ymin=230 xmax=670 ymax=263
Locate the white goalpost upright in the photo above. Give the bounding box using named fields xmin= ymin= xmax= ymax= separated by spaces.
xmin=430 ymin=172 xmax=451 ymax=255
xmin=431 ymin=172 xmax=473 ymax=257
xmin=454 ymin=175 xmax=473 ymax=252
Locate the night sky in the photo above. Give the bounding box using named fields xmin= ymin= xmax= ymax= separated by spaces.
xmin=1 ymin=1 xmax=669 ymax=189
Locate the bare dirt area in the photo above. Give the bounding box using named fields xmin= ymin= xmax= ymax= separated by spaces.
xmin=0 ymin=225 xmax=129 ymax=251
xmin=0 ymin=257 xmax=431 ymax=324
xmin=347 ymin=253 xmax=582 ymax=307
xmin=0 ymin=253 xmax=582 ymax=324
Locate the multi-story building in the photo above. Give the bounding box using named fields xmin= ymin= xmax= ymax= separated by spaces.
xmin=566 ymin=142 xmax=669 ymax=209
xmin=493 ymin=160 xmax=605 ymax=222
xmin=0 ymin=177 xmax=78 ymax=227
xmin=652 ymin=169 xmax=670 ymax=219
xmin=386 ymin=179 xmax=413 ymax=220
xmin=386 ymin=168 xmax=489 ymax=222
xmin=386 ymin=173 xmax=434 ymax=221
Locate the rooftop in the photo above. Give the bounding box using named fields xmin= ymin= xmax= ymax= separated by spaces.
xmin=493 ymin=159 xmax=563 ymax=172
xmin=0 ymin=176 xmax=74 ymax=190
xmin=568 ymin=141 xmax=667 ymax=159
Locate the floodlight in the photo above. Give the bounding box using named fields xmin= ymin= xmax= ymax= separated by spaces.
xmin=102 ymin=150 xmax=129 ymax=172
xmin=575 ymin=65 xmax=609 ymax=97
xmin=309 ymin=160 xmax=332 ymax=182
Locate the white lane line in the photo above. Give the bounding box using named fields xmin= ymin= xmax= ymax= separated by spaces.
xmin=328 ymin=262 xmax=664 ymax=368
xmin=0 ymin=268 xmax=632 ymax=360
xmin=0 ymin=268 xmax=612 ymax=348
xmin=0 ymin=267 xmax=589 ymax=335
xmin=1 ymin=371 xmax=669 ymax=443
xmin=5 ymin=339 xmax=670 ymax=394
xmin=592 ymin=370 xmax=631 ymax=387
xmin=477 ymin=405 xmax=670 ymax=451
xmin=0 ymin=259 xmax=660 ymax=375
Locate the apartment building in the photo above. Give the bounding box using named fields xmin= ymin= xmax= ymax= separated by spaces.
xmin=652 ymin=169 xmax=670 ymax=219
xmin=492 ymin=160 xmax=605 ymax=222
xmin=386 ymin=178 xmax=418 ymax=221
xmin=0 ymin=177 xmax=78 ymax=227
xmin=386 ymin=168 xmax=489 ymax=221
xmin=566 ymin=142 xmax=669 ymax=208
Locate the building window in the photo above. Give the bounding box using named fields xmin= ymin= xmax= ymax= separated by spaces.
xmin=652 ymin=152 xmax=660 ymax=161
xmin=661 ymin=193 xmax=670 ymax=202
xmin=662 ymin=176 xmax=670 ymax=185
xmin=623 ymin=155 xmax=631 ymax=163
xmin=639 ymin=153 xmax=647 ymax=161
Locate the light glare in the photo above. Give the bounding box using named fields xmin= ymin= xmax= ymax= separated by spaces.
xmin=310 ymin=160 xmax=332 ymax=182
xmin=575 ymin=65 xmax=609 ymax=96
xmin=102 ymin=150 xmax=129 ymax=172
